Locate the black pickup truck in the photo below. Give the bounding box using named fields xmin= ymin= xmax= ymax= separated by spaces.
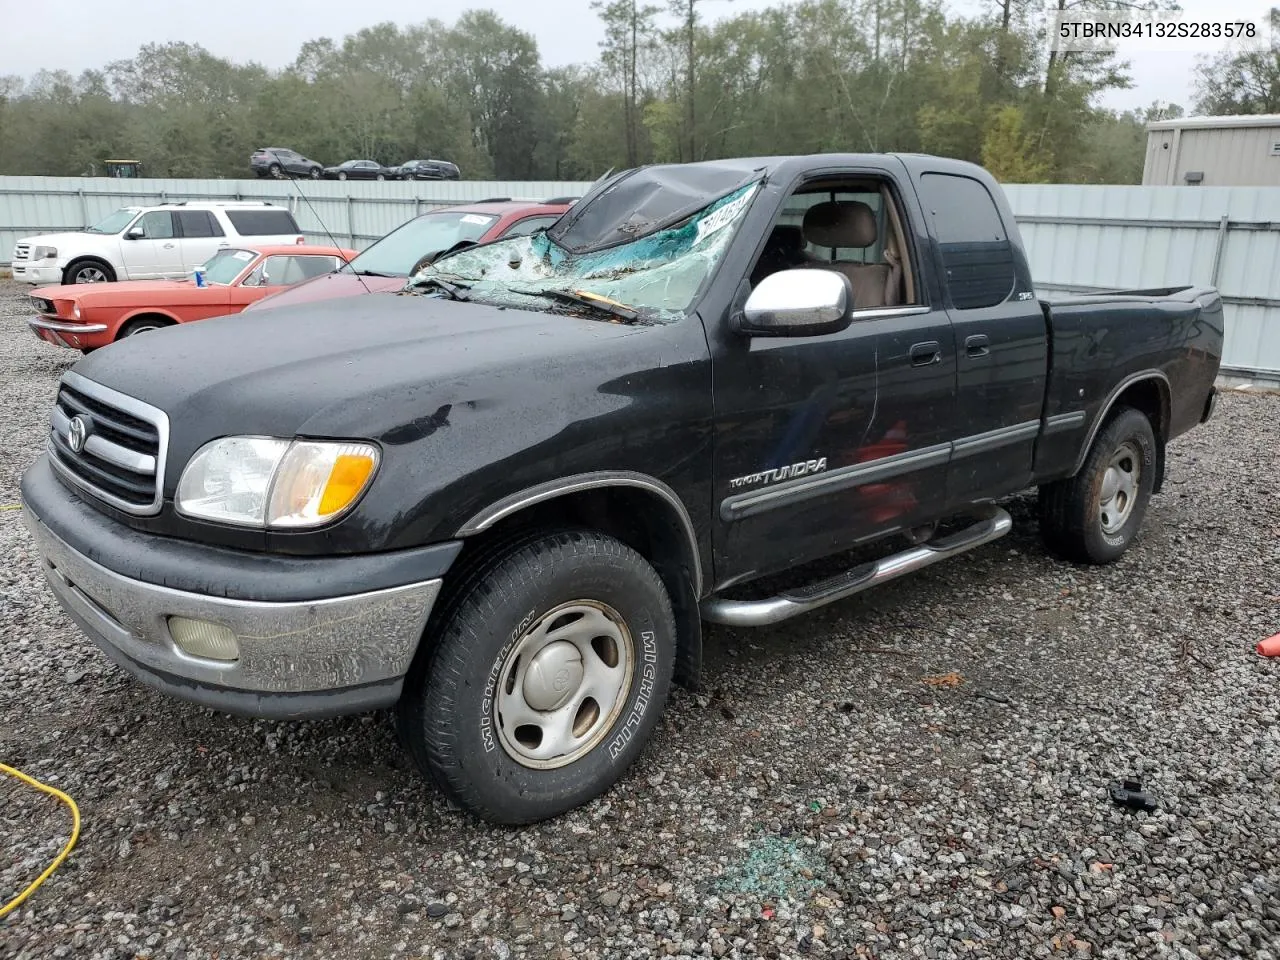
xmin=21 ymin=154 xmax=1222 ymax=823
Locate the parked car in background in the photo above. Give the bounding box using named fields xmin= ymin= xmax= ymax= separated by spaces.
xmin=394 ymin=159 xmax=462 ymax=181
xmin=250 ymin=148 xmax=323 ymax=179
xmin=26 ymin=244 xmax=356 ymax=352
xmin=11 ymin=202 xmax=306 ymax=286
xmin=322 ymin=160 xmax=393 ymax=181
xmin=245 ymin=198 xmax=574 ymax=313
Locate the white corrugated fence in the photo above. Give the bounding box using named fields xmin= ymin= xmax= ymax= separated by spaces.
xmin=2 ymin=176 xmax=1278 ymax=384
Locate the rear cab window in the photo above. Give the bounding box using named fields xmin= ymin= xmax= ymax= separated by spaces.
xmin=915 ymin=173 xmax=1016 ymax=309
xmin=224 ymin=209 xmax=303 ymax=237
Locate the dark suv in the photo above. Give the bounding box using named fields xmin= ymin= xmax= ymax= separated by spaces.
xmin=395 ymin=159 xmax=462 ymax=181
xmin=250 ymin=148 xmax=323 ymax=180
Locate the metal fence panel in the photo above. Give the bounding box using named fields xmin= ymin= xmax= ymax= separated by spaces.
xmin=3 ymin=177 xmax=1278 ymax=382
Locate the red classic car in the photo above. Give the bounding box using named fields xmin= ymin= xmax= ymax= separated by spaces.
xmin=243 ymin=199 xmax=574 ymax=314
xmin=27 ymin=244 xmax=357 ymax=353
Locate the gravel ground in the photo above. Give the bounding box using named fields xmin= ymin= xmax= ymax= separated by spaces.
xmin=2 ymin=277 xmax=1279 ymax=960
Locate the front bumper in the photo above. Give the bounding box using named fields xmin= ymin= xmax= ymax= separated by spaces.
xmin=25 ymin=508 xmax=441 ymax=718
xmin=11 ymin=262 xmax=61 ymax=284
xmin=28 ymin=316 xmax=110 ymax=350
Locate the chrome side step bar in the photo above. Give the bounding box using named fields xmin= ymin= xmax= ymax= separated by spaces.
xmin=700 ymin=506 xmax=1013 ymax=627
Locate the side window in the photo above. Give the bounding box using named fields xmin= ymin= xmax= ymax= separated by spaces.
xmin=500 ymin=215 xmax=560 ymax=238
xmin=176 ymin=210 xmax=223 ymax=238
xmin=225 ymin=209 xmax=303 ymax=236
xmin=259 ymin=255 xmax=335 ymax=286
xmin=748 ymin=177 xmax=918 ymax=309
xmin=916 ymin=173 xmax=1015 ymax=310
xmin=136 ymin=211 xmax=175 ymax=239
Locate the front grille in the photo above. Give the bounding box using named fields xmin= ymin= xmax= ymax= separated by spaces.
xmin=47 ymin=372 xmax=169 ymax=515
xmin=14 ymin=243 xmax=30 ymax=262
xmin=30 ymin=295 xmax=54 ymax=314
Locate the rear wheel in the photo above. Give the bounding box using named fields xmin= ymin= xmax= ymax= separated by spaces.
xmin=268 ymin=162 xmax=281 ymax=178
xmin=376 ymin=173 xmax=386 ymax=181
xmin=397 ymin=529 xmax=676 ymax=824
xmin=64 ymin=259 xmax=115 ymax=285
xmin=1039 ymin=406 xmax=1157 ymax=564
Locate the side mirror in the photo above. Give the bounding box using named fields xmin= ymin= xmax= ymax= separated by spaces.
xmin=733 ymin=268 xmax=854 ymax=337
xmin=125 ymin=226 xmax=144 ymax=240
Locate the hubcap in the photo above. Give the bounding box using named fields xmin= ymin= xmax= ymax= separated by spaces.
xmin=495 ymin=600 xmax=634 ymax=770
xmin=1099 ymin=441 xmax=1141 ymax=534
xmin=76 ymin=267 xmax=106 ymax=283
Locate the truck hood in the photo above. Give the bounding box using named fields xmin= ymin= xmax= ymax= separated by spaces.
xmin=72 ymin=292 xmax=650 ymax=471
xmin=245 ymin=272 xmax=402 ymax=312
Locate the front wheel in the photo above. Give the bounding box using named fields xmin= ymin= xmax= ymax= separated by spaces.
xmin=64 ymin=259 xmax=115 ymax=284
xmin=1039 ymin=406 xmax=1157 ymax=564
xmin=337 ymin=171 xmax=347 ymax=181
xmin=397 ymin=530 xmax=676 ymax=824
xmin=118 ymin=317 xmax=171 ymax=339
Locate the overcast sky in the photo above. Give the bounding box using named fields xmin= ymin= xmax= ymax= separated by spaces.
xmin=2 ymin=0 xmax=1273 ymax=114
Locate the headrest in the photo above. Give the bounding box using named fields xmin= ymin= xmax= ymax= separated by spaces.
xmin=802 ymin=200 xmax=877 ymax=249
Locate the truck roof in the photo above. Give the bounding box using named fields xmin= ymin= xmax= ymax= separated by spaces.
xmin=549 ymin=153 xmax=990 ymax=254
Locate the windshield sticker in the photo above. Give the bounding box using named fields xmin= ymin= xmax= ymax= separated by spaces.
xmin=460 ymin=214 xmax=496 ymax=226
xmin=694 ymin=186 xmax=757 ymax=243
xmin=231 ymin=250 xmax=255 ymax=261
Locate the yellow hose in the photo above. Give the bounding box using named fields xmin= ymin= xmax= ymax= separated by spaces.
xmin=0 ymin=763 xmax=81 ymax=920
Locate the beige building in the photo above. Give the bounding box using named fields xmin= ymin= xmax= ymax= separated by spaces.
xmin=1143 ymin=114 xmax=1280 ymax=186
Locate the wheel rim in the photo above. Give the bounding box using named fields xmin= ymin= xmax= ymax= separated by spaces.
xmin=495 ymin=600 xmax=635 ymax=770
xmin=338 ymin=173 xmax=347 ymax=180
xmin=75 ymin=266 xmax=106 ymax=283
xmin=127 ymin=324 xmax=160 ymax=336
xmin=1099 ymin=441 xmax=1141 ymax=534
xmin=310 ymin=168 xmax=319 ymax=179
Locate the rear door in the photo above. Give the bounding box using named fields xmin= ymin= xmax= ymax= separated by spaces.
xmin=176 ymin=210 xmax=229 ymax=273
xmin=912 ymin=171 xmax=1048 ymax=507
xmin=120 ymin=211 xmax=183 ymax=279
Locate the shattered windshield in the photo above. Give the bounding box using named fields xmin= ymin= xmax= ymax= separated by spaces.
xmin=406 ymin=181 xmax=759 ymax=322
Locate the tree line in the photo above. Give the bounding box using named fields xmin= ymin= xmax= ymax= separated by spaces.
xmin=0 ymin=1 xmax=1276 ymax=185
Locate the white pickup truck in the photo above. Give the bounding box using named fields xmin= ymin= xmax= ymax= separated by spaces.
xmin=11 ymin=201 xmax=305 ymax=285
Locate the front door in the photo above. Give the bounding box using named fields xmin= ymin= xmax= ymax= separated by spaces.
xmin=709 ymin=173 xmax=957 ymax=588
xmin=120 ymin=211 xmax=183 ymax=279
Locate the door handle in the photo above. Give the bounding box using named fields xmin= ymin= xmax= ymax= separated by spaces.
xmin=163 ymin=242 xmax=175 ymax=249
xmin=909 ymin=341 xmax=942 ymax=366
xmin=965 ymin=334 xmax=990 ymax=358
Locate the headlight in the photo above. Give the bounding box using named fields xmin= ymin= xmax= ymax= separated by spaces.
xmin=32 ymin=246 xmax=57 ymax=260
xmin=176 ymin=437 xmax=378 ymax=528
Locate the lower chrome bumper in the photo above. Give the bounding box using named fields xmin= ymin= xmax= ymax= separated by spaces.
xmin=28 ymin=316 xmax=109 ymax=334
xmin=23 ymin=507 xmax=441 ymax=718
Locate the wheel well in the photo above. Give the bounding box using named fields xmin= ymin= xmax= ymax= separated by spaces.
xmin=117 ymin=313 xmax=177 ymax=338
xmin=455 ymin=487 xmax=704 ymax=689
xmin=1105 ymin=377 xmax=1170 ymax=492
xmin=64 ymin=257 xmax=113 ymax=279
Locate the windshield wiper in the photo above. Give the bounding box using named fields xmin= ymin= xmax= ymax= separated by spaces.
xmin=352 ymin=269 xmax=396 ymax=278
xmin=410 ymin=276 xmax=472 ymax=301
xmin=541 ymin=289 xmax=641 ymax=324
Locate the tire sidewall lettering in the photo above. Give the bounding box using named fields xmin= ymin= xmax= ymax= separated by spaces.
xmin=607 ymin=630 xmax=657 ymax=762
xmin=479 ymin=606 xmax=537 ymax=753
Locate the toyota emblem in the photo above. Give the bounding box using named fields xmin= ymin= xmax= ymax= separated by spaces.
xmin=67 ymin=416 xmax=88 ymax=454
